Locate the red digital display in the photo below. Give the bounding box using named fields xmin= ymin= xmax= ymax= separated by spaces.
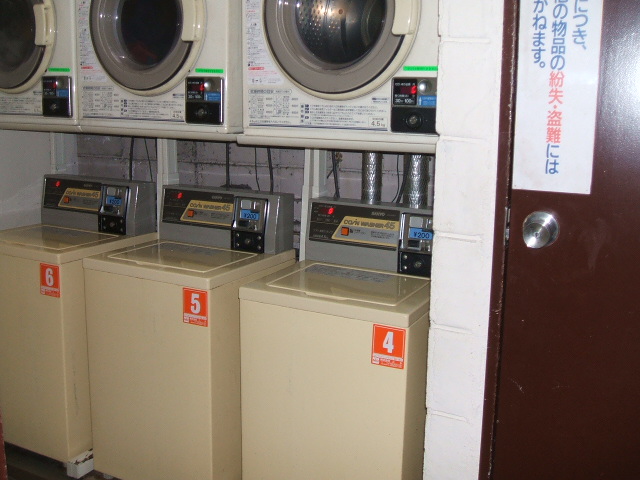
xmin=395 ymin=85 xmax=418 ymax=95
xmin=319 ymin=206 xmax=335 ymax=215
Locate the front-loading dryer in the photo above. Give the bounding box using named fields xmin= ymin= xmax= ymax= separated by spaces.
xmin=239 ymin=0 xmax=439 ymax=153
xmin=0 ymin=0 xmax=79 ymax=132
xmin=77 ymin=0 xmax=242 ymax=140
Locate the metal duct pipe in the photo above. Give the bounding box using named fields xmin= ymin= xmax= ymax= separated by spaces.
xmin=361 ymin=152 xmax=383 ymax=203
xmin=402 ymin=154 xmax=430 ymax=208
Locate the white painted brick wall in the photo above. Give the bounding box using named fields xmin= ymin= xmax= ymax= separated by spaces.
xmin=425 ymin=0 xmax=504 ymax=478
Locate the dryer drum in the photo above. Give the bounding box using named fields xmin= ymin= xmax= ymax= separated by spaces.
xmin=295 ymin=0 xmax=386 ymax=66
xmin=90 ymin=0 xmax=192 ymax=91
xmin=0 ymin=0 xmax=45 ymax=89
xmin=265 ymin=0 xmax=405 ymax=96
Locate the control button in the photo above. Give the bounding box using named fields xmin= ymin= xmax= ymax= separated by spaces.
xmin=63 ymin=196 xmax=70 ymax=203
xmin=418 ymin=80 xmax=432 ymax=94
xmin=187 ymin=209 xmax=195 ymax=217
xmin=341 ymin=227 xmax=350 ymax=236
xmin=106 ymin=187 xmax=116 ymax=196
xmin=241 ymin=199 xmax=252 ymax=209
xmin=405 ymin=113 xmax=423 ymax=130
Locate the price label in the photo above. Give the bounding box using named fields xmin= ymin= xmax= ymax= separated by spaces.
xmin=371 ymin=324 xmax=406 ymax=369
xmin=40 ymin=263 xmax=61 ymax=297
xmin=183 ymin=288 xmax=209 ymax=327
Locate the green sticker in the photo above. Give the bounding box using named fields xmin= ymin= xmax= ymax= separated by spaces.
xmin=48 ymin=68 xmax=71 ymax=73
xmin=195 ymin=68 xmax=224 ymax=74
xmin=403 ymin=66 xmax=438 ymax=72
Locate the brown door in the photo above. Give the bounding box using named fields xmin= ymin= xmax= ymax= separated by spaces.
xmin=0 ymin=412 xmax=6 ymax=480
xmin=491 ymin=1 xmax=640 ymax=478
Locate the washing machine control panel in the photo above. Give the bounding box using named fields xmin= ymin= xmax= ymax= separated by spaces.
xmin=41 ymin=175 xmax=156 ymax=235
xmin=390 ymin=78 xmax=437 ymax=135
xmin=398 ymin=213 xmax=434 ymax=277
xmin=306 ymin=199 xmax=433 ymax=276
xmin=161 ymin=187 xmax=294 ymax=255
xmin=42 ymin=77 xmax=73 ymax=118
xmin=99 ymin=185 xmax=130 ymax=234
xmin=232 ymin=198 xmax=268 ymax=253
xmin=185 ymin=77 xmax=223 ymax=125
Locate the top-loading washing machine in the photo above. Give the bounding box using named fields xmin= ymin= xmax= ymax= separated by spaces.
xmin=239 ymin=0 xmax=439 ymax=153
xmin=82 ymin=185 xmax=295 ymax=480
xmin=240 ymin=197 xmax=433 ymax=479
xmin=0 ymin=0 xmax=79 ymax=132
xmin=0 ymin=174 xmax=156 ymax=478
xmin=77 ymin=0 xmax=243 ymax=140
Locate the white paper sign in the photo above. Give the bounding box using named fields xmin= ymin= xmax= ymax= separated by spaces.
xmin=512 ymin=0 xmax=604 ymax=194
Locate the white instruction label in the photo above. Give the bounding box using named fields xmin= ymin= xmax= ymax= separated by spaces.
xmin=0 ymin=91 xmax=41 ymax=115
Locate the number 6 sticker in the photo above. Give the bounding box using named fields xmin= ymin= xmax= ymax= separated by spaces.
xmin=40 ymin=263 xmax=61 ymax=297
xmin=183 ymin=288 xmax=209 ymax=327
xmin=371 ymin=324 xmax=406 ymax=369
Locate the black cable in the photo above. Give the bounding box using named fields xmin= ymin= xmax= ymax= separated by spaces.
xmin=144 ymin=138 xmax=153 ymax=182
xmin=254 ymin=148 xmax=261 ymax=191
xmin=267 ymin=147 xmax=274 ymax=193
xmin=393 ymin=154 xmax=402 ymax=202
xmin=331 ymin=151 xmax=340 ymax=199
xmin=396 ymin=154 xmax=409 ymax=204
xmin=128 ymin=137 xmax=135 ymax=180
xmin=225 ymin=142 xmax=231 ymax=188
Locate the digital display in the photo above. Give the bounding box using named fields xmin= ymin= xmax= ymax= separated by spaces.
xmin=240 ymin=209 xmax=260 ymax=221
xmin=409 ymin=228 xmax=433 ymax=240
xmin=395 ymin=84 xmax=418 ymax=95
xmin=318 ymin=206 xmax=336 ymax=215
xmin=106 ymin=196 xmax=123 ymax=207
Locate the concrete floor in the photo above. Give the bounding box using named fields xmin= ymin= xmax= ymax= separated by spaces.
xmin=5 ymin=446 xmax=112 ymax=480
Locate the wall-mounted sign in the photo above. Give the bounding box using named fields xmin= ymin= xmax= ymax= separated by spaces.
xmin=513 ymin=0 xmax=604 ymax=194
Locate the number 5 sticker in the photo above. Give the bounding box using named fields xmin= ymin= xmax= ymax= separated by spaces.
xmin=183 ymin=288 xmax=209 ymax=327
xmin=371 ymin=324 xmax=406 ymax=369
xmin=40 ymin=263 xmax=61 ymax=297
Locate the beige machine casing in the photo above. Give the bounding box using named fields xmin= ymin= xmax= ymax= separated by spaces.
xmin=240 ymin=261 xmax=430 ymax=480
xmin=0 ymin=226 xmax=156 ymax=463
xmin=83 ymin=241 xmax=295 ymax=480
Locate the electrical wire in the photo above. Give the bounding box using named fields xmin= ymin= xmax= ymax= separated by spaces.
xmin=144 ymin=138 xmax=153 ymax=182
xmin=254 ymin=148 xmax=261 ymax=191
xmin=128 ymin=137 xmax=135 ymax=180
xmin=331 ymin=150 xmax=340 ymax=199
xmin=393 ymin=154 xmax=401 ymax=202
xmin=225 ymin=142 xmax=231 ymax=188
xmin=267 ymin=147 xmax=274 ymax=193
xmin=395 ymin=154 xmax=409 ymax=204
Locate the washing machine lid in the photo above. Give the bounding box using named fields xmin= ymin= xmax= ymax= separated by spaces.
xmin=0 ymin=0 xmax=55 ymax=92
xmin=263 ymin=0 xmax=420 ymax=98
xmin=108 ymin=241 xmax=255 ymax=274
xmin=268 ymin=263 xmax=427 ymax=307
xmin=0 ymin=225 xmax=117 ymax=251
xmin=89 ymin=0 xmax=204 ymax=94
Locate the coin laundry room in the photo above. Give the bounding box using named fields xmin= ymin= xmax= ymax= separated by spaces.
xmin=0 ymin=0 xmax=507 ymax=479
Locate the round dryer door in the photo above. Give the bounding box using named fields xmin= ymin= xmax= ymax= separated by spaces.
xmin=90 ymin=0 xmax=205 ymax=95
xmin=264 ymin=0 xmax=420 ymax=99
xmin=0 ymin=0 xmax=55 ymax=93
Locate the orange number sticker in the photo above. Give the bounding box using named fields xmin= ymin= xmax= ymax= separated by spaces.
xmin=40 ymin=263 xmax=61 ymax=298
xmin=183 ymin=288 xmax=209 ymax=327
xmin=371 ymin=324 xmax=406 ymax=369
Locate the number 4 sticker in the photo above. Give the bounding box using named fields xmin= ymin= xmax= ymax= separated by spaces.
xmin=183 ymin=288 xmax=209 ymax=327
xmin=40 ymin=263 xmax=60 ymax=297
xmin=371 ymin=324 xmax=406 ymax=369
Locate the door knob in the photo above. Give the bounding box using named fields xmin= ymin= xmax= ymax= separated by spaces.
xmin=523 ymin=211 xmax=559 ymax=249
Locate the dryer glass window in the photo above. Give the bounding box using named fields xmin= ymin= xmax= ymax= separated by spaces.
xmin=0 ymin=0 xmax=43 ymax=89
xmin=120 ymin=0 xmax=181 ymax=67
xmin=264 ymin=0 xmax=405 ymax=95
xmin=90 ymin=0 xmax=193 ymax=92
xmin=295 ymin=0 xmax=385 ymax=66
